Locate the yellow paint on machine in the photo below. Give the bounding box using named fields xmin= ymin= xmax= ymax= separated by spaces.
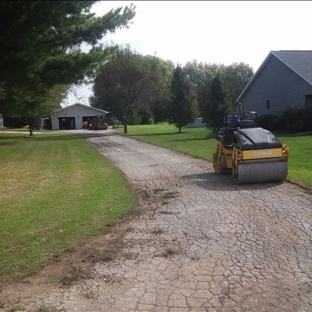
xmin=242 ymin=148 xmax=283 ymax=160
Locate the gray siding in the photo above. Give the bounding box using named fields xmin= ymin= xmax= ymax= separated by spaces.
xmin=240 ymin=56 xmax=312 ymax=116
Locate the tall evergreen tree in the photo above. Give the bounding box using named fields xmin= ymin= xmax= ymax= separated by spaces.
xmin=170 ymin=65 xmax=199 ymax=133
xmin=0 ymin=1 xmax=135 ymax=135
xmin=202 ymin=74 xmax=232 ymax=131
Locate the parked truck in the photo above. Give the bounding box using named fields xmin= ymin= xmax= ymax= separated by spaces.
xmin=89 ymin=115 xmax=108 ymax=130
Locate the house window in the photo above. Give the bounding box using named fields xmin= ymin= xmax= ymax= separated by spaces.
xmin=305 ymin=95 xmax=312 ymax=109
xmin=266 ymin=99 xmax=271 ymax=109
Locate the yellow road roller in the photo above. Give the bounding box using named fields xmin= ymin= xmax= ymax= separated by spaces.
xmin=213 ymin=111 xmax=289 ymax=184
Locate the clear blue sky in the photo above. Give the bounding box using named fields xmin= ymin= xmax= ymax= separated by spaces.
xmin=64 ymin=1 xmax=312 ymax=106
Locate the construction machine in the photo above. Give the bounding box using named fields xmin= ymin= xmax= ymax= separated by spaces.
xmin=213 ymin=111 xmax=289 ymax=184
xmin=89 ymin=115 xmax=108 ymax=130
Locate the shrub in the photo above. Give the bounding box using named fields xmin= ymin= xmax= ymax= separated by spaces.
xmin=128 ymin=110 xmax=142 ymax=126
xmin=3 ymin=117 xmax=28 ymax=128
xmin=256 ymin=114 xmax=281 ymax=131
xmin=107 ymin=117 xmax=120 ymax=126
xmin=280 ymin=107 xmax=312 ymax=133
xmin=257 ymin=107 xmax=312 ymax=133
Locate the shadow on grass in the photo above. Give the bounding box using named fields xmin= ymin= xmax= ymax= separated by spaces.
xmin=0 ymin=140 xmax=16 ymax=146
xmin=0 ymin=132 xmax=114 ymax=142
xmin=166 ymin=132 xmax=216 ymax=142
xmin=166 ymin=134 xmax=215 ymax=143
xmin=272 ymin=131 xmax=312 ymax=138
xmin=35 ymin=135 xmax=81 ymax=142
xmin=0 ymin=132 xmax=74 ymax=140
xmin=0 ymin=136 xmax=23 ymax=141
xmin=125 ymin=131 xmax=215 ymax=140
xmin=0 ymin=133 xmax=81 ymax=142
xmin=125 ymin=132 xmax=182 ymax=137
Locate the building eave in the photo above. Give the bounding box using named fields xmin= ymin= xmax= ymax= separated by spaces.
xmin=236 ymin=51 xmax=273 ymax=103
xmin=50 ymin=103 xmax=109 ymax=115
xmin=270 ymin=51 xmax=312 ymax=87
xmin=237 ymin=50 xmax=312 ymax=105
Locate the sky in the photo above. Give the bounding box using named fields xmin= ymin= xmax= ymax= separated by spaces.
xmin=63 ymin=1 xmax=312 ymax=106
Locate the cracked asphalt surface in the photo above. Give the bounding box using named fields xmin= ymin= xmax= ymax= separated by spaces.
xmin=1 ymin=130 xmax=312 ymax=312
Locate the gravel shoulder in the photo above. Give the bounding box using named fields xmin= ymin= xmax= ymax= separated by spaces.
xmin=1 ymin=130 xmax=312 ymax=312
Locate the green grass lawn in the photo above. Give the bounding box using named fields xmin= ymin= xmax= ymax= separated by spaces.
xmin=1 ymin=125 xmax=310 ymax=284
xmin=121 ymin=123 xmax=312 ymax=189
xmin=121 ymin=123 xmax=216 ymax=160
xmin=277 ymin=132 xmax=312 ymax=188
xmin=0 ymin=132 xmax=135 ymax=285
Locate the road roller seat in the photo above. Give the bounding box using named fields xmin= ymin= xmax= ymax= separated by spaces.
xmin=217 ymin=113 xmax=257 ymax=150
xmin=238 ymin=119 xmax=255 ymax=129
xmin=225 ymin=115 xmax=239 ymax=130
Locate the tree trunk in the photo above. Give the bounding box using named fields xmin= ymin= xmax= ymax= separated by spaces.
xmin=123 ymin=122 xmax=128 ymax=134
xmin=28 ymin=118 xmax=35 ymax=137
xmin=29 ymin=124 xmax=34 ymax=137
xmin=179 ymin=127 xmax=181 ymax=133
xmin=123 ymin=112 xmax=128 ymax=134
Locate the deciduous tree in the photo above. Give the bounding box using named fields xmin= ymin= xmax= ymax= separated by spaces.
xmin=184 ymin=61 xmax=253 ymax=114
xmin=184 ymin=61 xmax=223 ymax=115
xmin=91 ymin=46 xmax=172 ymax=133
xmin=223 ymin=62 xmax=254 ymax=111
xmin=2 ymin=84 xmax=70 ymax=136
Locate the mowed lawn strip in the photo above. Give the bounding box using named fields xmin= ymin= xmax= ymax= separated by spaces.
xmin=277 ymin=132 xmax=312 ymax=189
xmin=0 ymin=133 xmax=135 ymax=283
xmin=121 ymin=124 xmax=312 ymax=189
xmin=122 ymin=123 xmax=216 ymax=161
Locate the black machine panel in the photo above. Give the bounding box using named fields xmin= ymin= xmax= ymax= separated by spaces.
xmin=232 ymin=127 xmax=282 ymax=150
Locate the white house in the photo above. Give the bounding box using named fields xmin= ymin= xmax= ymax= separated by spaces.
xmin=44 ymin=103 xmax=108 ymax=130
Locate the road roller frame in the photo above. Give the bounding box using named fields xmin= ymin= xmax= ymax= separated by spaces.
xmin=213 ymin=111 xmax=289 ymax=184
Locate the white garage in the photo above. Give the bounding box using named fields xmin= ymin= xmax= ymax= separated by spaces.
xmin=44 ymin=103 xmax=108 ymax=130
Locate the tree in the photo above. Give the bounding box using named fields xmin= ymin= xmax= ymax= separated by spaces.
xmin=152 ymin=98 xmax=171 ymax=123
xmin=169 ymin=65 xmax=199 ymax=133
xmin=2 ymin=84 xmax=70 ymax=136
xmin=184 ymin=61 xmax=254 ymax=115
xmin=0 ymin=1 xmax=135 ymax=135
xmin=128 ymin=110 xmax=142 ymax=126
xmin=223 ymin=62 xmax=254 ymax=111
xmin=143 ymin=59 xmax=174 ymax=124
xmin=202 ymin=74 xmax=232 ymax=132
xmin=184 ymin=61 xmax=223 ymax=116
xmin=91 ymin=46 xmax=172 ymax=133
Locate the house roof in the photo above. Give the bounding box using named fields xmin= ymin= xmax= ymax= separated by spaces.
xmin=237 ymin=50 xmax=312 ymax=102
xmin=53 ymin=103 xmax=109 ymax=114
xmin=272 ymin=50 xmax=312 ymax=85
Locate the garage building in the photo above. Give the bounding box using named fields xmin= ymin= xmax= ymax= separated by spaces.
xmin=44 ymin=103 xmax=108 ymax=130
